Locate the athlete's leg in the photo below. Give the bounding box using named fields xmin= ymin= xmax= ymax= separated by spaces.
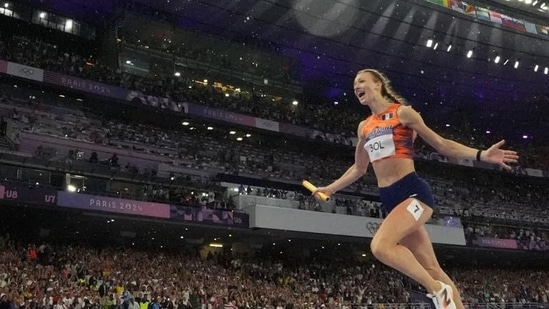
xmin=369 ymin=198 xmax=441 ymax=293
xmin=400 ymin=226 xmax=465 ymax=309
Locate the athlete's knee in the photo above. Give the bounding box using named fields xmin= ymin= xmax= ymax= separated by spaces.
xmin=370 ymin=237 xmax=392 ymax=261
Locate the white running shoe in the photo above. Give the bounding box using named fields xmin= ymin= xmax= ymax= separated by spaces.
xmin=427 ymin=281 xmax=457 ymax=309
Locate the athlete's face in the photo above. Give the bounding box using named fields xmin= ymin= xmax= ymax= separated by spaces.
xmin=353 ymin=72 xmax=382 ymax=105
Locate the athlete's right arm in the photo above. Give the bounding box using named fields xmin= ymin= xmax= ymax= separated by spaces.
xmin=315 ymin=121 xmax=370 ymax=196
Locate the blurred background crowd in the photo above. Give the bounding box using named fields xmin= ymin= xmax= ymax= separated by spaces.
xmin=0 ymin=239 xmax=547 ymax=309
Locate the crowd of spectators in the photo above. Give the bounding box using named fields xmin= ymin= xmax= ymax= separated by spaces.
xmin=2 ymin=81 xmax=547 ymax=228
xmin=0 ymin=80 xmax=375 ymax=194
xmin=0 ymin=35 xmax=360 ymax=139
xmin=0 ymin=238 xmax=548 ymax=309
xmin=0 ymin=27 xmax=548 ymax=239
xmin=3 ymin=32 xmax=549 ymax=171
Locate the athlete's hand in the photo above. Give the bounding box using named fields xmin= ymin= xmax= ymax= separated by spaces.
xmin=481 ymin=140 xmax=519 ymax=171
xmin=312 ymin=186 xmax=335 ymax=199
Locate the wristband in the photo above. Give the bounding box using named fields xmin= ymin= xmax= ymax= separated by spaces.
xmin=476 ymin=150 xmax=483 ymax=161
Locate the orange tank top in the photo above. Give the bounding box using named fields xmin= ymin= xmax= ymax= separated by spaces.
xmin=361 ymin=103 xmax=414 ymax=162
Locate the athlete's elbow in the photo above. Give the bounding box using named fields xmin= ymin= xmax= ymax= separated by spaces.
xmin=355 ymin=164 xmax=368 ymax=176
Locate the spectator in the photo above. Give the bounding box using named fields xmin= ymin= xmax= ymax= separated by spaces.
xmin=89 ymin=152 xmax=99 ymax=164
xmin=109 ymin=153 xmax=119 ymax=167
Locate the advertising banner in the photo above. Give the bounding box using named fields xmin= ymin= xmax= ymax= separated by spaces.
xmin=0 ymin=183 xmax=57 ymax=205
xmin=186 ymin=102 xmax=256 ymax=126
xmin=57 ymin=192 xmax=170 ymax=219
xmin=42 ymin=71 xmax=128 ymax=100
xmin=471 ymin=236 xmax=518 ymax=249
xmin=251 ymin=205 xmax=466 ymax=245
xmin=6 ymin=62 xmax=44 ymax=82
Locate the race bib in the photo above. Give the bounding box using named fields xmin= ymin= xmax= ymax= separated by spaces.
xmin=364 ymin=133 xmax=396 ymax=161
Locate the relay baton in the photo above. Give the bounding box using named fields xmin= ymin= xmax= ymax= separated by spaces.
xmin=302 ymin=180 xmax=330 ymax=202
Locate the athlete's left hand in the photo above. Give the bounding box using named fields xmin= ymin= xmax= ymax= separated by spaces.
xmin=481 ymin=140 xmax=519 ymax=171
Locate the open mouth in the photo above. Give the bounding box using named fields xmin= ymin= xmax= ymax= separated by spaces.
xmin=357 ymin=92 xmax=365 ymax=98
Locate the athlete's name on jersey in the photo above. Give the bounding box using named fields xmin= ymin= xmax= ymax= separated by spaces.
xmin=366 ymin=140 xmax=386 ymax=153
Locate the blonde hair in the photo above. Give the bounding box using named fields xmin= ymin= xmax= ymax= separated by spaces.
xmin=357 ymin=69 xmax=407 ymax=105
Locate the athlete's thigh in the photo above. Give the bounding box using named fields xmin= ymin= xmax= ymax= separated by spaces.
xmin=373 ymin=198 xmax=433 ymax=244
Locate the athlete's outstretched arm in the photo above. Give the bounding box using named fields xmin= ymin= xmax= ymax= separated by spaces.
xmin=398 ymin=105 xmax=519 ymax=170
